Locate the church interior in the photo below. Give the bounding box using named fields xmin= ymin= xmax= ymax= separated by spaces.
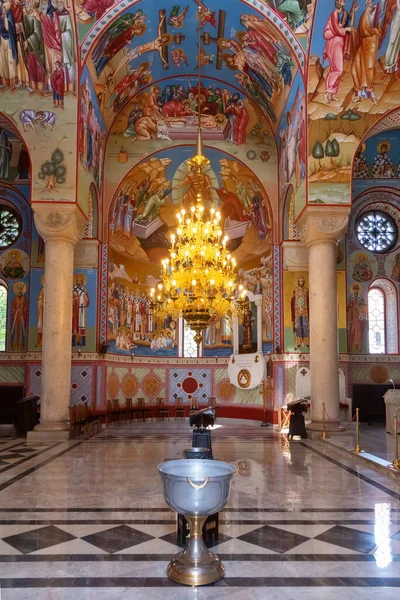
xmin=1 ymin=0 xmax=400 ymax=597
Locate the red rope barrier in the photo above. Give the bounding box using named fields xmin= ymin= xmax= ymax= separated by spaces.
xmin=340 ymin=412 xmax=357 ymax=431
xmin=323 ymin=405 xmax=356 ymax=431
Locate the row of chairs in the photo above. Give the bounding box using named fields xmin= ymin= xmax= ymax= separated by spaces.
xmin=69 ymin=403 xmax=101 ymax=439
xmin=105 ymin=397 xmax=217 ymax=426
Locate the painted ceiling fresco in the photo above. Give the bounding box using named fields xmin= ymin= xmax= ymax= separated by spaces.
xmin=308 ymin=0 xmax=400 ymax=206
xmin=84 ymin=0 xmax=301 ymax=131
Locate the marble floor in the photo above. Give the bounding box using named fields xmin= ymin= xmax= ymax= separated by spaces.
xmin=0 ymin=419 xmax=400 ymax=599
xmin=324 ymin=423 xmax=399 ymax=464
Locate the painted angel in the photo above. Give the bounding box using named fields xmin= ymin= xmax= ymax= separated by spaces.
xmin=168 ymin=5 xmax=190 ymax=28
xmin=194 ymin=0 xmax=217 ymax=27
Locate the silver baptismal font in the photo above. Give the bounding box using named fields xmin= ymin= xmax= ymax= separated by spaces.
xmin=158 ymin=458 xmax=236 ymax=585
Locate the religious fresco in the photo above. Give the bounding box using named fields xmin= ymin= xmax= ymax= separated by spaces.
xmin=0 ymin=128 xmax=30 ymax=183
xmin=84 ymin=2 xmax=299 ymax=133
xmin=79 ymin=68 xmax=107 ymax=191
xmin=352 ymin=129 xmax=400 ymax=201
xmin=345 ymin=189 xmax=400 ymax=353
xmin=106 ymin=145 xmax=273 ymax=356
xmin=276 ymin=71 xmax=306 ymax=215
xmin=283 ymin=269 xmax=347 ymax=352
xmin=78 ymin=68 xmax=107 ymax=213
xmin=264 ymin=0 xmax=314 ymax=37
xmin=83 ymin=182 xmax=98 ymax=238
xmin=76 ymin=0 xmax=119 ymax=39
xmin=28 ymin=267 xmax=98 ymax=352
xmin=308 ymin=0 xmax=400 ymax=207
xmin=0 ymin=1 xmax=78 ymax=202
xmin=0 ymin=185 xmax=31 ymax=353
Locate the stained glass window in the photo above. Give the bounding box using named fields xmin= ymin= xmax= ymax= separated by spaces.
xmin=368 ymin=288 xmax=385 ymax=354
xmin=0 ymin=205 xmax=22 ymax=249
xmin=183 ymin=321 xmax=201 ymax=358
xmin=0 ymin=283 xmax=7 ymax=351
xmin=356 ymin=211 xmax=397 ymax=253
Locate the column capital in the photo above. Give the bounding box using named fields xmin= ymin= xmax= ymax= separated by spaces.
xmin=297 ymin=206 xmax=350 ymax=247
xmin=33 ymin=203 xmax=86 ymax=244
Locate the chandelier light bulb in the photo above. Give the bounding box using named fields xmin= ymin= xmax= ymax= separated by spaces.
xmin=192 ymin=280 xmax=196 ymax=286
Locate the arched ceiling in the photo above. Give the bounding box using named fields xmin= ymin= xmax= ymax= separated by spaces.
xmin=82 ymin=0 xmax=305 ymax=132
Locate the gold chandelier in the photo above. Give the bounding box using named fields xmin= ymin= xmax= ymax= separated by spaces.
xmin=150 ymin=6 xmax=246 ymax=349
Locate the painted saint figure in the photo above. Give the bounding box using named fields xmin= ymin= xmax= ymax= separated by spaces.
xmin=352 ymin=253 xmax=373 ymax=282
xmin=351 ymin=0 xmax=382 ymax=105
xmin=353 ymin=145 xmax=369 ymax=178
xmin=291 ymin=276 xmax=309 ymax=350
xmin=372 ymin=142 xmax=395 ymax=177
xmin=323 ymin=1 xmax=357 ymax=103
xmin=72 ymin=273 xmax=90 ymax=347
xmin=384 ymin=0 xmax=400 ymax=73
xmin=1 ymin=251 xmax=25 ymax=279
xmin=51 ymin=60 xmax=64 ymax=108
xmin=11 ymin=282 xmax=27 ymax=351
xmin=347 ymin=283 xmax=367 ymax=351
xmin=17 ymin=144 xmax=29 ymax=180
xmin=0 ymin=128 xmax=12 ymax=180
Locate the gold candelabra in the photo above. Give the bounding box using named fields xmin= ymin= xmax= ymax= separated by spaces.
xmin=149 ymin=4 xmax=246 ymax=349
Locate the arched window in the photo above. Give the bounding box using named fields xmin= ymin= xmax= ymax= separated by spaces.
xmin=0 ymin=279 xmax=8 ymax=351
xmin=367 ymin=279 xmax=398 ymax=354
xmin=368 ymin=287 xmax=386 ymax=354
xmin=180 ymin=319 xmax=202 ymax=358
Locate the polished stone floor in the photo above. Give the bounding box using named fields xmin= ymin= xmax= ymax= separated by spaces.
xmin=0 ymin=419 xmax=400 ymax=599
xmin=326 ymin=423 xmax=399 ymax=463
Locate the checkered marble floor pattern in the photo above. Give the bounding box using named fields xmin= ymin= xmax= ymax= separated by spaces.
xmin=1 ymin=514 xmax=400 ymax=556
xmin=1 ymin=422 xmax=400 ymax=599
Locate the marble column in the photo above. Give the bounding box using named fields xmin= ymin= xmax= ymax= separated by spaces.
xmin=28 ymin=205 xmax=86 ymax=442
xmin=298 ymin=208 xmax=349 ymax=432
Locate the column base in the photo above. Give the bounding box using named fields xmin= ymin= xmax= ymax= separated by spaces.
xmin=27 ymin=430 xmax=71 ymax=442
xmin=27 ymin=420 xmax=70 ymax=443
xmin=306 ymin=420 xmax=342 ymax=439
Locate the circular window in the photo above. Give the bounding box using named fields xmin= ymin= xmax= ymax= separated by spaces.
xmin=355 ymin=210 xmax=397 ymax=253
xmin=0 ymin=205 xmax=22 ymax=249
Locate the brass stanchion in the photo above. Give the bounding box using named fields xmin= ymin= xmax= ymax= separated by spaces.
xmin=353 ymin=408 xmax=362 ymax=454
xmin=392 ymin=413 xmax=400 ymax=470
xmin=320 ymin=402 xmax=330 ymax=440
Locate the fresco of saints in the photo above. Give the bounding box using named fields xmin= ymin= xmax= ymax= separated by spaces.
xmin=291 ymin=275 xmax=309 ymax=351
xmin=372 ymin=142 xmax=395 ymax=177
xmin=174 ymin=164 xmax=213 ymax=207
xmin=72 ymin=273 xmax=90 ymax=347
xmin=11 ymin=282 xmax=27 ymax=351
xmin=347 ymin=283 xmax=367 ymax=351
xmin=384 ymin=0 xmax=400 ymax=73
xmin=92 ymin=10 xmax=147 ymax=76
xmin=323 ymin=1 xmax=358 ymax=103
xmin=270 ymin=0 xmax=309 ymax=31
xmin=112 ymin=12 xmax=172 ymax=76
xmin=0 ymin=3 xmax=18 ymax=89
xmin=1 ymin=250 xmax=26 ymax=280
xmin=351 ymin=0 xmax=384 ymax=105
xmin=0 ymin=128 xmax=12 ymax=180
xmin=80 ymin=0 xmax=115 ymax=21
xmin=352 ymin=253 xmax=373 ymax=282
xmin=353 ymin=145 xmax=369 ymax=178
